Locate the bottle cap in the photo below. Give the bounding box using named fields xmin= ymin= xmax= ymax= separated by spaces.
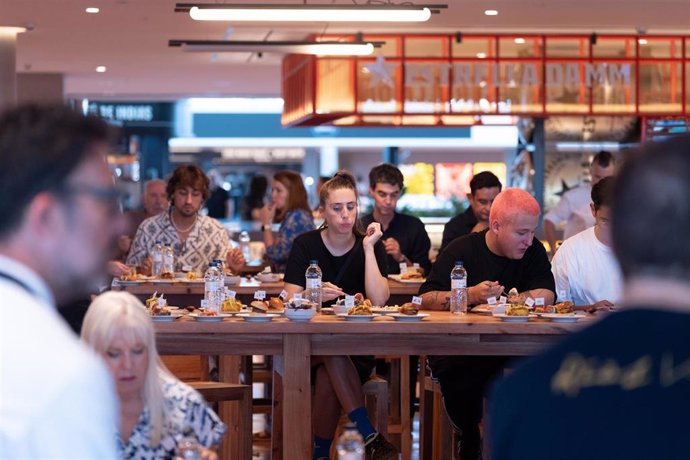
xmin=309 ymin=259 xmax=318 ymax=265
xmin=455 ymin=261 xmax=463 ymax=266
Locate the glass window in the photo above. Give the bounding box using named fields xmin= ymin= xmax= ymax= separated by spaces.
xmin=499 ymin=36 xmax=543 ymax=58
xmin=404 ymin=36 xmax=449 ymax=58
xmin=638 ymin=62 xmax=683 ymax=113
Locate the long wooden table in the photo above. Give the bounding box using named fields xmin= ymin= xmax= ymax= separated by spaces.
xmin=153 ymin=310 xmax=593 ymax=460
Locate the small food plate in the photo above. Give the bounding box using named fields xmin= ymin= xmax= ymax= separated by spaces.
xmin=180 ymin=278 xmax=204 ymax=284
xmin=320 ymin=307 xmax=335 ymax=315
xmin=256 ymin=273 xmax=283 ymax=283
xmin=236 ymin=313 xmax=280 ymax=322
xmin=116 ymin=279 xmax=145 ymax=286
xmin=189 ymin=313 xmax=232 ymax=322
xmin=151 ymin=278 xmax=179 ymax=285
xmin=221 ymin=306 xmax=251 ymax=315
xmin=493 ymin=314 xmax=537 ymax=322
xmin=224 ymin=275 xmax=241 ymax=286
xmin=390 ymin=313 xmax=430 ymax=322
xmin=336 ymin=313 xmax=381 ymax=322
xmin=150 ymin=314 xmax=182 ymax=323
xmin=387 ymin=274 xmax=426 ymax=284
xmin=541 ymin=313 xmax=586 ymax=323
xmin=371 ymin=306 xmax=400 ymax=315
xmin=470 ymin=304 xmax=494 ymax=315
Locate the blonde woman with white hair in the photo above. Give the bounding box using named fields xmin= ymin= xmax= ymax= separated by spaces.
xmin=81 ymin=291 xmax=225 ymax=459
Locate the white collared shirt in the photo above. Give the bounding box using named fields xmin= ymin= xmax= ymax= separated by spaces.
xmin=0 ymin=255 xmax=119 ymax=459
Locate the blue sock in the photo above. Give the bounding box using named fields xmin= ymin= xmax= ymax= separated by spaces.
xmin=313 ymin=435 xmax=332 ymax=460
xmin=347 ymin=406 xmax=376 ymax=440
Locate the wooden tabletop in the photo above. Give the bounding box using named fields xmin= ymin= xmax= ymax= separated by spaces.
xmin=153 ymin=310 xmax=596 ymax=459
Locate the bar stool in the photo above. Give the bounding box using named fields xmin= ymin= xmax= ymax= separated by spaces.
xmin=418 ymin=356 xmax=457 ymax=460
xmin=189 ymin=381 xmax=253 ymax=460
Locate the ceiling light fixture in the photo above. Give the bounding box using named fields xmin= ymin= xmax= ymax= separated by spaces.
xmin=96 ymin=66 xmax=107 ymax=72
xmin=175 ymin=3 xmax=447 ymax=23
xmin=484 ymin=9 xmax=498 ymax=16
xmin=514 ymin=37 xmax=525 ymax=44
xmin=169 ymin=39 xmax=385 ymax=56
xmin=85 ymin=7 xmax=100 ymax=14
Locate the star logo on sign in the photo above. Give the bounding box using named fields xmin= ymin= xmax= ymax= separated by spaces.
xmin=363 ymin=54 xmax=397 ymax=89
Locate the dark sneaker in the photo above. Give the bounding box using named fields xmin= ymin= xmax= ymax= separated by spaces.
xmin=365 ymin=432 xmax=399 ymax=460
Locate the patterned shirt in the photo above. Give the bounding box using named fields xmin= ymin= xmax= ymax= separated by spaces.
xmin=265 ymin=208 xmax=315 ymax=273
xmin=126 ymin=210 xmax=231 ymax=274
xmin=118 ymin=376 xmax=226 ymax=460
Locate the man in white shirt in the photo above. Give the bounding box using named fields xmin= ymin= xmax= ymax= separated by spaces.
xmin=0 ymin=104 xmax=122 ymax=459
xmin=544 ymin=151 xmax=616 ymax=256
xmin=551 ymin=176 xmax=622 ymax=310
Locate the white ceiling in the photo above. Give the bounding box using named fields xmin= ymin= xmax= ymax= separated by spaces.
xmin=3 ymin=0 xmax=690 ymax=100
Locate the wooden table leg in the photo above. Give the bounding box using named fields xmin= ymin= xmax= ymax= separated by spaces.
xmin=282 ymin=334 xmax=311 ymax=460
xmin=218 ymin=355 xmax=251 ymax=460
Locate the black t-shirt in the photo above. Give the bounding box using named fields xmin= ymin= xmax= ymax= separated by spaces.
xmin=419 ymin=229 xmax=555 ymax=303
xmin=489 ymin=308 xmax=690 ymax=460
xmin=439 ymin=207 xmax=477 ymax=254
xmin=360 ymin=212 xmax=432 ymax=275
xmin=284 ymin=229 xmax=388 ymax=307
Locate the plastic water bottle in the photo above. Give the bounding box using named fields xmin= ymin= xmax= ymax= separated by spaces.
xmin=151 ymin=241 xmax=163 ymax=276
xmin=239 ymin=231 xmax=251 ymax=262
xmin=175 ymin=426 xmax=202 ymax=460
xmin=337 ymin=424 xmax=364 ymax=460
xmin=204 ymin=262 xmax=222 ymax=312
xmin=162 ymin=243 xmax=175 ymax=274
xmin=213 ymin=259 xmax=225 ymax=302
xmin=304 ymin=260 xmax=322 ymax=312
xmin=450 ymin=261 xmax=468 ymax=314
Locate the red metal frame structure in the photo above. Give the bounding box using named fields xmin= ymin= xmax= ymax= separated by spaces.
xmin=281 ymin=33 xmax=689 ymax=127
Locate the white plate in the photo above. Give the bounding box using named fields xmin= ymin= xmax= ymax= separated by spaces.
xmin=150 ymin=315 xmax=180 ymax=322
xmin=180 ymin=278 xmax=204 ymax=284
xmin=189 ymin=313 xmax=232 ymax=322
xmin=471 ymin=304 xmax=494 ymax=315
xmin=116 ymin=279 xmax=145 ymax=286
xmin=336 ymin=313 xmax=381 ymax=322
xmin=387 ymin=274 xmax=426 ymax=284
xmin=224 ymin=276 xmax=241 ymax=285
xmin=236 ymin=313 xmax=279 ymax=322
xmin=541 ymin=313 xmax=586 ymax=323
xmin=493 ymin=314 xmax=537 ymax=322
xmin=390 ymin=313 xmax=430 ymax=322
xmin=371 ymin=306 xmax=400 ymax=315
xmin=256 ymin=273 xmax=283 ymax=283
xmin=151 ymin=279 xmax=179 ymax=285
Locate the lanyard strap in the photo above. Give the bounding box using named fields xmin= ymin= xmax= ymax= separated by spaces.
xmin=0 ymin=271 xmax=35 ymax=297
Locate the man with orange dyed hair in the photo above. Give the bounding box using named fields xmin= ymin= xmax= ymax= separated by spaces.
xmin=419 ymin=188 xmax=555 ymax=459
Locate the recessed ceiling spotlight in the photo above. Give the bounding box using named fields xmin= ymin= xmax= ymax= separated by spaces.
xmin=476 ymin=52 xmax=487 ymax=58
xmin=85 ymin=7 xmax=100 ymax=14
xmin=638 ymin=38 xmax=648 ymax=45
xmin=96 ymin=66 xmax=107 ymax=73
xmin=484 ymin=9 xmax=498 ymax=16
xmin=514 ymin=37 xmax=526 ymax=44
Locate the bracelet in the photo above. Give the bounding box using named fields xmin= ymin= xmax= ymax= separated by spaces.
xmin=261 ymin=224 xmax=270 ymax=231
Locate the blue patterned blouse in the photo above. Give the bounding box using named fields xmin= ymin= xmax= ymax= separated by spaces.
xmin=265 ymin=208 xmax=315 ymax=273
xmin=117 ymin=375 xmax=226 ymax=459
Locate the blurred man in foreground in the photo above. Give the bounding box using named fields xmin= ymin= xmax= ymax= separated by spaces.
xmin=439 ymin=171 xmax=502 ymax=254
xmin=420 ymin=188 xmax=555 ymax=459
xmin=490 ymin=135 xmax=690 ymax=460
xmin=544 ymin=151 xmax=615 ymax=256
xmin=0 ymin=104 xmax=121 ymax=458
